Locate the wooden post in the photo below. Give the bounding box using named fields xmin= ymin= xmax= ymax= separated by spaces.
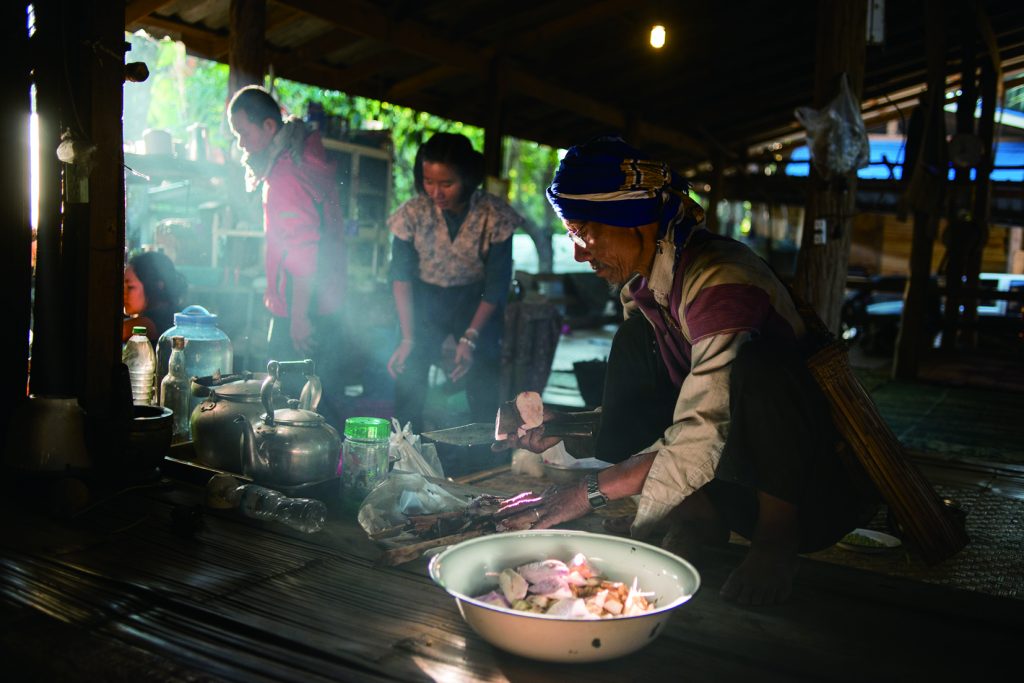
xmin=706 ymin=151 xmax=724 ymax=234
xmin=0 ymin=1 xmax=33 ymax=438
xmin=941 ymin=1 xmax=980 ymax=350
xmin=81 ymin=0 xmax=127 ymax=416
xmin=28 ymin=0 xmax=74 ymax=398
xmin=24 ymin=0 xmax=125 ymax=422
xmin=791 ymin=0 xmax=867 ymax=334
xmin=483 ymin=58 xmax=506 ymax=184
xmin=229 ymin=0 xmax=266 ymax=96
xmin=964 ymin=52 xmax=998 ymax=344
xmin=893 ymin=1 xmax=947 ymax=379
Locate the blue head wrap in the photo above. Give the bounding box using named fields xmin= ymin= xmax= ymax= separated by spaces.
xmin=546 ymin=135 xmax=704 ymax=252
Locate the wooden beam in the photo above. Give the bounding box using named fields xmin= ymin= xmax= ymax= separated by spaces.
xmin=271 ymin=51 xmax=409 ymax=96
xmin=210 ymin=7 xmax=305 ymax=59
xmin=125 ymin=0 xmax=175 ymax=26
xmin=229 ymin=0 xmax=266 ymax=95
xmin=386 ymin=65 xmax=462 ymax=101
xmin=279 ymin=0 xmax=707 ymax=158
xmin=494 ymin=0 xmax=632 ymax=51
xmin=274 ymin=27 xmax=362 ymax=66
xmin=127 ymin=14 xmax=228 ymax=59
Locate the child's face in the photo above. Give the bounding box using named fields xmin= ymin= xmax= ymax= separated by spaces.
xmin=123 ymin=266 xmax=146 ymax=315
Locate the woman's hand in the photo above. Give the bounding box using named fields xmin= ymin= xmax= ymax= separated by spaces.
xmin=449 ymin=337 xmax=474 ymax=382
xmin=495 ymin=484 xmax=591 ymax=531
xmin=387 ymin=339 xmax=414 ymax=378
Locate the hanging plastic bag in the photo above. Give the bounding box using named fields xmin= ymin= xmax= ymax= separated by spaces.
xmin=388 ymin=417 xmax=445 ymax=479
xmin=794 ymin=73 xmax=870 ymax=181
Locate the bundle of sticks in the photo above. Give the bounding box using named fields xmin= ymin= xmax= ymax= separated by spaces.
xmin=796 ymin=299 xmax=969 ymax=565
xmin=373 ymin=492 xmax=543 ymax=566
xmin=807 ymin=342 xmax=968 ymax=564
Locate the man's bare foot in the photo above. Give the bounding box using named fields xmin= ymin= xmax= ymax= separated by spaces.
xmin=720 ymin=490 xmax=799 ymax=606
xmin=720 ymin=546 xmax=798 ymax=605
xmin=659 ymin=490 xmax=729 ymax=562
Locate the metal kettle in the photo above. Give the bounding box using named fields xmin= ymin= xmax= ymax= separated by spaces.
xmin=190 ymin=372 xmax=277 ymax=471
xmin=236 ymin=360 xmax=341 ymax=486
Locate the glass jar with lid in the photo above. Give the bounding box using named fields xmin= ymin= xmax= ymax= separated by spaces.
xmin=340 ymin=417 xmax=391 ymax=512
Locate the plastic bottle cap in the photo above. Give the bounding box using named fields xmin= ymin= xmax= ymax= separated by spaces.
xmin=173 ymin=304 xmax=219 ymax=326
xmin=132 ymin=326 xmax=148 ymax=335
xmin=344 ymin=417 xmax=390 ymax=441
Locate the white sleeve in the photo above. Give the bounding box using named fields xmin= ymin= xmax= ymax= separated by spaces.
xmin=631 ymin=330 xmax=753 ymax=538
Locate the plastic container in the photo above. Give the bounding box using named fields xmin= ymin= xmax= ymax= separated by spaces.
xmin=340 ymin=417 xmax=392 ymax=512
xmin=123 ymin=326 xmax=157 ymax=406
xmin=160 ymin=336 xmax=191 ymax=442
xmin=232 ymin=483 xmax=326 ymax=534
xmin=157 ymin=305 xmax=233 ymax=414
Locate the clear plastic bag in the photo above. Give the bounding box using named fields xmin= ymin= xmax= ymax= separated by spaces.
xmin=794 ymin=73 xmax=869 ymax=181
xmin=356 ymin=471 xmax=468 ymax=544
xmin=388 ymin=417 xmax=444 ymax=478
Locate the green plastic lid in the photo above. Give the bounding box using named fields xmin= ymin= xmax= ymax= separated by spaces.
xmin=344 ymin=416 xmax=391 ymax=441
xmin=132 ymin=326 xmax=148 ymax=335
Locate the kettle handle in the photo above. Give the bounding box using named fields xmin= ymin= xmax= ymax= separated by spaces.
xmin=261 ymin=359 xmax=318 ymax=425
xmin=298 ymin=374 xmax=322 ymax=412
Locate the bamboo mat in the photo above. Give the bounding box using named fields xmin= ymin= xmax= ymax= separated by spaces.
xmin=804 ymin=482 xmax=1024 ymax=600
xmin=3 ymin=469 xmax=1022 ymax=680
xmin=869 ymin=381 xmax=1024 ymax=466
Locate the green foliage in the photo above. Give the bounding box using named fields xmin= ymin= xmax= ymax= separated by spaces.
xmin=125 ymin=31 xmax=230 ymax=155
xmin=123 ymin=32 xmax=564 ymax=237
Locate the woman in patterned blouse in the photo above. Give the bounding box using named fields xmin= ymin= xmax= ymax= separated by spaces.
xmin=386 ymin=133 xmax=522 ymax=433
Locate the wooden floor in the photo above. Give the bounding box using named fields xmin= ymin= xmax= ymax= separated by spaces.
xmin=2 ymin=332 xmax=1020 ymax=680
xmin=0 ymin=460 xmax=1021 ymax=682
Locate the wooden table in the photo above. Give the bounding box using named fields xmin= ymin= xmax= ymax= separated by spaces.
xmin=0 ymin=461 xmax=1019 ymax=682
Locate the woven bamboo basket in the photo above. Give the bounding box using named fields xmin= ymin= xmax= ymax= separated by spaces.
xmin=806 ymin=339 xmax=969 ymax=565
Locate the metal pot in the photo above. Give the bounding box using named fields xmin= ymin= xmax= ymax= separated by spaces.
xmin=190 ymin=362 xmax=322 ymax=472
xmin=237 ymin=361 xmax=341 ymax=486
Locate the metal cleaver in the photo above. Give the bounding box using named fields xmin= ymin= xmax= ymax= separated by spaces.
xmin=421 ymin=410 xmax=600 ymax=448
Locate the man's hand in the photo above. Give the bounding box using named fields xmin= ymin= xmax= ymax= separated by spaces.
xmin=290 ymin=314 xmax=315 ymax=356
xmin=495 ymin=484 xmax=592 ymax=531
xmin=498 ymin=405 xmax=566 ymax=454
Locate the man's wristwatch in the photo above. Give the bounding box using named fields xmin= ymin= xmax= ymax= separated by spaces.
xmin=583 ymin=473 xmax=608 ymax=509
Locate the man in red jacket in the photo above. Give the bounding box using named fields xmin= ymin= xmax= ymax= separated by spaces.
xmin=228 ymin=85 xmax=347 ymax=428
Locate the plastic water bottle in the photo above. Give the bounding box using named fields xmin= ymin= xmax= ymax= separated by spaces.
xmin=123 ymin=326 xmax=157 ymax=406
xmin=233 ymin=484 xmax=327 ymax=534
xmin=160 ymin=336 xmax=191 ymax=442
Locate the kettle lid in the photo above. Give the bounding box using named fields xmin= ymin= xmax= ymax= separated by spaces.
xmin=213 ymin=379 xmax=265 ymax=400
xmin=264 ymin=407 xmax=324 ymax=426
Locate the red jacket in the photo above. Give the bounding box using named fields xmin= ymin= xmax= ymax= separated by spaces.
xmin=263 ymin=129 xmax=345 ymax=318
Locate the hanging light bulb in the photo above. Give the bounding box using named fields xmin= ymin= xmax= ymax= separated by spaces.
xmin=650 ymin=24 xmax=666 ymax=49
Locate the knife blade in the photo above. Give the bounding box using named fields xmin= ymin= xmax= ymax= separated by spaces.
xmin=422 ymin=410 xmax=600 ymax=447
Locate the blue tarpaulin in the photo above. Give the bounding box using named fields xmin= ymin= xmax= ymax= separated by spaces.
xmin=785 ymin=116 xmax=1024 ymax=182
